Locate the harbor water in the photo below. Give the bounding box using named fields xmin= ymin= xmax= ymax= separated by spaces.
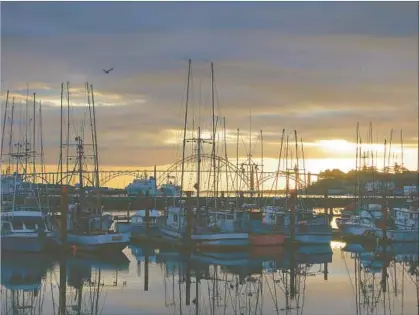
xmin=1 ymin=241 xmax=418 ymax=315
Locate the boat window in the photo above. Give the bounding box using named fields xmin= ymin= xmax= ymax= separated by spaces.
xmin=12 ymin=219 xmax=24 ymax=230
xmin=173 ymin=214 xmax=178 ymax=223
xmin=11 ymin=217 xmax=44 ymax=231
xmin=25 ymin=220 xmax=37 ymax=230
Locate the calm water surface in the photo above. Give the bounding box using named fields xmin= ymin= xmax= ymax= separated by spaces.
xmin=1 ymin=242 xmax=418 ymax=315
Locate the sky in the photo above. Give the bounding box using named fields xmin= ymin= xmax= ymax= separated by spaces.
xmin=1 ymin=2 xmax=418 ymax=187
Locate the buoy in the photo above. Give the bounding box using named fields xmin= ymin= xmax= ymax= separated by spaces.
xmin=71 ymin=245 xmax=77 ymax=256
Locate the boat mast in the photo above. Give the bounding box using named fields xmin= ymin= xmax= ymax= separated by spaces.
xmin=180 ymin=59 xmax=192 ymax=199
xmin=196 ymin=127 xmax=202 ymax=214
xmin=294 ymin=130 xmax=299 ymax=193
xmin=90 ymin=84 xmax=100 ymax=188
xmin=76 ymin=136 xmax=85 ymax=208
xmin=211 ymin=62 xmax=217 ymax=209
xmin=300 ymin=137 xmax=307 ymax=195
xmin=32 ymin=92 xmax=36 ymax=182
xmin=388 ymin=128 xmax=393 ymax=169
xmin=260 ymin=129 xmax=263 ymax=198
xmin=86 ymin=83 xmax=96 ymax=186
xmin=223 ymin=117 xmax=228 ymax=195
xmin=25 ymin=83 xmax=29 ymax=175
xmin=400 ymin=129 xmax=404 ymax=169
xmin=7 ymin=97 xmax=15 ymax=173
xmin=1 ymin=90 xmax=9 ymax=161
xmin=66 ymin=82 xmax=70 ymax=180
xmin=274 ymin=129 xmax=285 ymax=203
xmin=39 ymin=101 xmax=45 ymax=176
xmin=355 ymin=122 xmax=359 ymax=207
xmin=59 ymin=83 xmax=64 ymax=184
xmin=236 ymin=128 xmax=239 ymax=207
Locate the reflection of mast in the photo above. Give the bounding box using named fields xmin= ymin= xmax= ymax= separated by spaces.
xmin=346 ymin=246 xmax=413 ymax=315
xmin=0 ymin=254 xmax=52 ymax=315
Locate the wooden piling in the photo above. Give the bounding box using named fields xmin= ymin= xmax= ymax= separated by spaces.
xmin=144 ymin=248 xmax=149 ymax=291
xmin=324 ymin=262 xmax=328 ymax=280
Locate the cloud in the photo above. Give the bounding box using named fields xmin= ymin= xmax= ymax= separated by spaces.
xmin=1 ymin=2 xmax=417 ymax=173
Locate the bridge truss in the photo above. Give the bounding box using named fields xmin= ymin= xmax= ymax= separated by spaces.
xmin=13 ymin=154 xmax=317 ymax=192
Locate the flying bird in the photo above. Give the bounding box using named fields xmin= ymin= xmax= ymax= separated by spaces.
xmin=102 ymin=67 xmax=114 ymax=74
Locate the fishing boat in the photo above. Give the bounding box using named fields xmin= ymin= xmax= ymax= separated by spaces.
xmin=0 ymin=172 xmax=22 ymax=198
xmin=158 ymin=61 xmax=252 ymax=250
xmin=114 ymin=209 xmax=161 ymax=236
xmin=159 ymin=205 xmax=250 ymax=249
xmin=1 ymin=206 xmax=55 ymax=252
xmin=338 ymin=215 xmax=379 ymax=239
xmin=261 ymin=205 xmax=332 ymax=244
xmin=374 ymin=200 xmax=419 ymax=243
xmin=391 ymin=199 xmax=418 ymax=230
xmin=126 ymin=175 xmax=181 ymax=197
xmin=59 ymin=201 xmax=130 ymax=254
xmin=52 ymin=100 xmax=130 ymax=253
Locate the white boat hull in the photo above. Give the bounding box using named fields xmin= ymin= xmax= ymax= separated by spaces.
xmin=339 ymin=223 xmax=377 ymax=238
xmin=56 ymin=232 xmax=130 ymax=253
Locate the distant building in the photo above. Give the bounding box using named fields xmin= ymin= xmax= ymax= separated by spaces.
xmin=364 ymin=180 xmax=395 ymax=193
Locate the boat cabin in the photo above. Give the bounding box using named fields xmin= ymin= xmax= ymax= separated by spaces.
xmin=392 ymin=207 xmax=419 ymax=229
xmin=207 ymin=211 xmax=249 ymax=232
xmin=131 ymin=210 xmax=160 ymax=226
xmin=1 ymin=211 xmax=49 ymax=234
xmin=165 ymin=206 xmax=187 ymax=231
xmin=262 ymin=206 xmax=326 ymax=226
xmin=66 ymin=204 xmax=113 ymax=232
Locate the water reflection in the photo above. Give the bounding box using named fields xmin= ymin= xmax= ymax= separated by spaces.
xmin=1 ymin=253 xmax=55 ymax=315
xmin=342 ymin=242 xmax=418 ymax=315
xmin=1 ymin=242 xmax=417 ymax=315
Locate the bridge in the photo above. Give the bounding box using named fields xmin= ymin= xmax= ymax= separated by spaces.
xmin=15 ymin=154 xmax=319 ymax=190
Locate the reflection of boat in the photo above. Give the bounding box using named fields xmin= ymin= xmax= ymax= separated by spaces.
xmin=67 ymin=251 xmax=130 ymax=272
xmin=1 ymin=253 xmax=55 ymax=315
xmin=343 ymin=241 xmax=419 ymax=315
xmin=129 ymin=244 xmax=157 ymax=263
xmin=63 ymin=252 xmax=130 ymax=315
